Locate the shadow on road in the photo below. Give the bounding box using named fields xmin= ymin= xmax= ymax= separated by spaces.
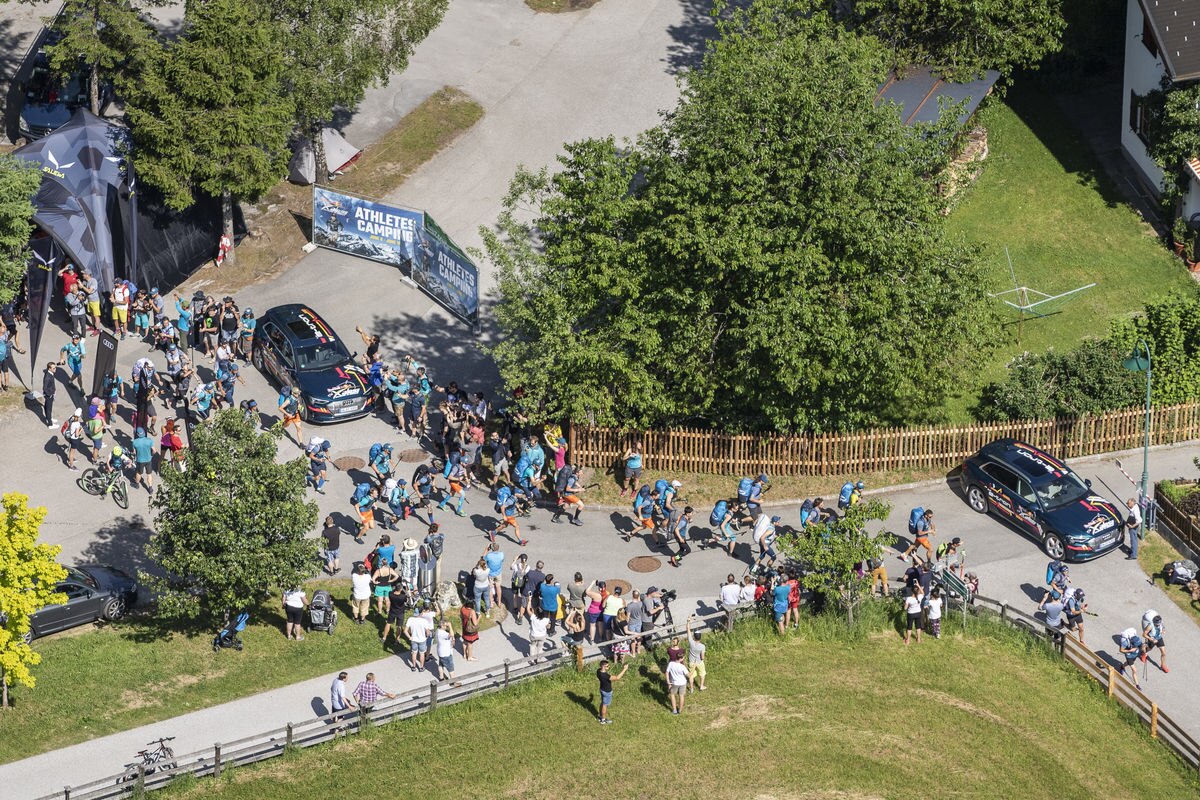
xmin=664 ymin=0 xmax=746 ymax=74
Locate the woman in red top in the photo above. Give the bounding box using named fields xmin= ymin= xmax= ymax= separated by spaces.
xmin=460 ymin=604 xmax=479 ymax=661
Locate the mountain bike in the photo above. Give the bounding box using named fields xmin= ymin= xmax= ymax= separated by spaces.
xmin=116 ymin=736 xmax=176 ymax=784
xmin=78 ymin=465 xmax=130 ymax=509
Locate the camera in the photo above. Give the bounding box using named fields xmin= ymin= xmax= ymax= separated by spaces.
xmin=660 ymin=588 xmax=678 ymax=603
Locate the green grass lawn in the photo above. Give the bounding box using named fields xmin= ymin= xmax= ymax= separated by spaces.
xmin=1138 ymin=530 xmax=1200 ymax=626
xmin=162 ymin=611 xmax=1198 ymax=800
xmin=0 ymin=579 xmax=489 ymax=765
xmin=942 ymin=87 xmax=1197 ymax=421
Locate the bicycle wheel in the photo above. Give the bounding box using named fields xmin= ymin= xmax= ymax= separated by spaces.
xmin=79 ymin=468 xmax=104 ymax=496
xmin=112 ymin=479 xmax=129 ymax=510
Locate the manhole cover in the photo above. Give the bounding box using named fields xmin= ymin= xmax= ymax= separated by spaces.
xmin=627 ymin=556 xmax=661 ymax=573
xmin=333 ymin=456 xmax=365 ymax=471
xmin=607 ymin=579 xmax=633 ymax=596
xmin=397 ymin=448 xmax=428 ymax=462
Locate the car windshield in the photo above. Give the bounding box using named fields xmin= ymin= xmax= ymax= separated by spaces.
xmin=63 ymin=566 xmax=97 ymax=589
xmin=1032 ymin=471 xmax=1090 ymax=509
xmin=294 ymin=341 xmax=350 ymax=371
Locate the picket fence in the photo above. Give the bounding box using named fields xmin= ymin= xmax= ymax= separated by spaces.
xmin=568 ymin=402 xmax=1200 ymax=477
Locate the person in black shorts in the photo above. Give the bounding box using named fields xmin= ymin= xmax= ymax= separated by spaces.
xmin=381 ymin=583 xmax=408 ymax=646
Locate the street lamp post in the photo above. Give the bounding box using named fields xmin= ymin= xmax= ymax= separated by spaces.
xmin=1122 ymin=340 xmax=1152 ymax=505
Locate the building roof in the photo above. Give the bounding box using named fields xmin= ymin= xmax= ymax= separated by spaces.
xmin=874 ymin=68 xmax=1000 ymax=127
xmin=1140 ymin=0 xmax=1200 ymax=81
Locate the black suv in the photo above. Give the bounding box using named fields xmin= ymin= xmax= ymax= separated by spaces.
xmin=251 ymin=304 xmax=373 ymax=422
xmin=959 ymin=439 xmax=1125 ymax=562
xmin=12 ymin=565 xmax=139 ymax=642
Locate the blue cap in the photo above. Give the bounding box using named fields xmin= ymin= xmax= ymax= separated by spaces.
xmin=135 ymin=427 xmax=145 ymax=437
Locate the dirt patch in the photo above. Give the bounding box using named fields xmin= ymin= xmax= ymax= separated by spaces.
xmin=119 ymin=668 xmax=227 ymax=710
xmin=940 ymin=125 xmax=989 ymax=214
xmin=707 ymin=693 xmax=805 ymax=730
xmin=911 ymin=687 xmax=1005 ymax=725
xmin=525 ymin=0 xmax=600 ymax=11
xmin=755 ymin=793 xmax=887 ymax=800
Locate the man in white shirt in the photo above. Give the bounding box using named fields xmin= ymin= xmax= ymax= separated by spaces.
xmin=719 ymin=574 xmax=742 ymax=631
xmin=1124 ymin=498 xmax=1143 ymax=561
xmin=752 ymin=514 xmax=781 ymax=573
xmin=664 ymin=652 xmax=689 ymax=715
xmin=434 ymin=621 xmax=458 ymax=682
xmin=405 ymin=610 xmax=433 ymax=672
xmin=110 ymin=280 xmax=131 ymax=340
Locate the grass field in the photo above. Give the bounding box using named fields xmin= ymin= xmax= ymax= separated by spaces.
xmin=161 ymin=611 xmax=1198 ymax=800
xmin=942 ymin=88 xmax=1197 ymax=421
xmin=0 ymin=578 xmax=490 ymax=765
xmin=1138 ymin=531 xmax=1200 ymax=627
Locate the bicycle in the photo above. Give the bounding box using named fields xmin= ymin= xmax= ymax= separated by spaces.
xmin=117 ymin=736 xmax=176 ymax=784
xmin=78 ymin=465 xmax=130 ymax=509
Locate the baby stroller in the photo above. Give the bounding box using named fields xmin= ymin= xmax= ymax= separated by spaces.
xmin=212 ymin=612 xmax=249 ymax=651
xmin=308 ymin=589 xmax=338 ymax=635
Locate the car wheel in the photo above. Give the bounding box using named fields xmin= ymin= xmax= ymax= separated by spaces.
xmin=1043 ymin=533 xmax=1066 ymax=561
xmin=966 ymin=484 xmax=988 ymax=514
xmin=252 ymin=346 xmax=264 ymax=372
xmin=102 ymin=596 xmax=127 ymax=621
xmin=298 ymin=401 xmax=310 ymax=423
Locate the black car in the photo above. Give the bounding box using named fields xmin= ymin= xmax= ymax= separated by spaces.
xmin=251 ymin=304 xmax=374 ymax=422
xmin=959 ymin=439 xmax=1125 ymax=562
xmin=21 ymin=565 xmax=139 ymax=642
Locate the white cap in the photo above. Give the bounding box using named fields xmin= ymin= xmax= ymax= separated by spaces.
xmin=73 ymin=407 xmax=82 ymax=416
xmin=385 ymin=478 xmax=398 ymax=490
xmin=309 ymin=435 xmax=322 ymax=446
xmin=671 ymin=480 xmax=682 ymax=488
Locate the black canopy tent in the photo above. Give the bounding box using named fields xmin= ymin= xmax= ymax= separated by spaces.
xmin=14 ymin=109 xmax=244 ymax=373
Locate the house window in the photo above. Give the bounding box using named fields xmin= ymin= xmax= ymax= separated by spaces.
xmin=1130 ymin=91 xmax=1153 ymax=146
xmin=1143 ymin=12 xmax=1159 ymax=58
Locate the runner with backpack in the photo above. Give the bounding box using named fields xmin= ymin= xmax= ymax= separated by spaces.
xmin=436 ymin=457 xmax=470 ymax=517
xmin=489 ymin=484 xmax=527 ymax=546
xmin=351 ymin=482 xmax=380 ymax=544
xmin=627 ymin=486 xmax=657 ymax=542
xmin=382 ymin=478 xmax=415 ymax=529
xmin=667 ymin=507 xmax=695 ymax=567
xmin=738 ymin=474 xmax=769 ymax=518
xmin=1118 ymin=627 xmax=1144 ymax=689
xmin=838 ymin=480 xmax=864 ymax=513
xmin=1037 ymin=561 xmax=1070 ymax=610
xmin=707 ymin=499 xmax=738 ymax=556
xmin=552 ymin=465 xmax=587 ymax=526
xmin=900 ymin=507 xmax=935 ymax=562
xmin=1140 ymin=610 xmax=1168 ymax=673
xmin=799 ymin=497 xmax=828 ymax=528
xmin=411 ymin=462 xmax=439 ymax=523
xmin=368 ymin=442 xmax=396 ymax=486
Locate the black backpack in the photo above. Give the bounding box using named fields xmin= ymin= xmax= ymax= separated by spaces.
xmin=554 ymin=465 xmax=573 ymax=493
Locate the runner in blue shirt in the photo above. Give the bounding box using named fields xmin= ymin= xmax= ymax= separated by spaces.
xmin=58 ymin=334 xmax=86 ymax=392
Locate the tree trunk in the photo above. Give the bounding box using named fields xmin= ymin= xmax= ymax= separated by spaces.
xmin=312 ymin=123 xmax=329 ymax=185
xmin=89 ymin=65 xmax=100 ymax=116
xmin=222 ymin=192 xmax=236 ymax=266
xmin=2 ymin=667 xmax=7 ymax=709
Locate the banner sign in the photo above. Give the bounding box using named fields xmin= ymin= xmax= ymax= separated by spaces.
xmin=415 ymin=212 xmax=479 ymax=324
xmin=91 ymin=330 xmax=118 ymax=399
xmin=311 ymin=186 xmax=479 ymax=325
xmin=26 ymin=235 xmax=61 ymax=376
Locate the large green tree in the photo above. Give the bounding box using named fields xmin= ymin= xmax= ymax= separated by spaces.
xmin=144 ymin=410 xmax=319 ymax=622
xmin=486 ymin=3 xmax=996 ymax=432
xmin=270 ymin=0 xmax=447 ymax=183
xmin=847 ymin=0 xmax=1066 ymax=80
xmin=36 ymin=0 xmax=160 ymax=116
xmin=0 ymin=494 xmax=67 ymax=709
xmin=121 ymin=0 xmax=295 ymax=261
xmin=0 ymin=156 xmax=41 ymax=306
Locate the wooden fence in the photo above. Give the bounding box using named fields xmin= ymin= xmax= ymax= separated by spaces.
xmin=1155 ymin=480 xmax=1200 ymax=556
xmin=568 ymin=401 xmax=1200 ymax=477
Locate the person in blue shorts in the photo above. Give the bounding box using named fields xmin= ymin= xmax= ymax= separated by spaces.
xmin=58 ymin=333 xmax=86 ymax=393
xmin=772 ymin=578 xmax=791 ymax=635
xmin=596 ymin=659 xmax=630 ymax=724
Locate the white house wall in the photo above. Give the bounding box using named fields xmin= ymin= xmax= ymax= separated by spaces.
xmin=1122 ymin=0 xmax=1168 ymax=194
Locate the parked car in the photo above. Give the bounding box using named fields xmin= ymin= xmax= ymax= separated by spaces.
xmin=959 ymin=439 xmax=1125 ymax=562
xmin=9 ymin=565 xmax=140 ymax=642
xmin=16 ymin=30 xmax=115 ymax=140
xmin=251 ymin=304 xmax=374 ymax=423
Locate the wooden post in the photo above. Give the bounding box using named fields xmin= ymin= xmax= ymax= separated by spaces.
xmin=137 ymin=764 xmax=146 ymax=791
xmin=999 ymin=602 xmax=1007 ymax=623
xmin=63 ymin=788 xmax=70 ymax=800
xmin=1150 ymin=702 xmax=1159 ymax=738
xmin=214 ymin=743 xmax=222 ymax=778
xmin=1107 ymin=666 xmax=1116 ymax=698
xmin=575 ymin=642 xmax=585 ymax=670
xmin=286 ymin=722 xmax=293 ymax=748
xmin=429 ymin=681 xmax=438 ymax=712
xmin=504 ymin=658 xmax=510 ymax=687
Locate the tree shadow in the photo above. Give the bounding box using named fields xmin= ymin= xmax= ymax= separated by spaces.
xmin=664 ymin=0 xmax=746 ymax=74
xmin=368 ymin=311 xmax=499 ymax=396
xmin=77 ymin=513 xmax=155 ymax=576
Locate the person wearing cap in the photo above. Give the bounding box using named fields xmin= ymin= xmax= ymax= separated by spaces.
xmin=1064 ymin=587 xmax=1088 ymax=644
xmin=383 ymin=477 xmax=413 ymax=528
xmin=65 ymin=284 xmax=88 ymax=338
xmin=752 ymin=514 xmax=781 ymax=573
xmin=130 ymin=288 xmax=151 ymax=339
xmin=80 ymin=270 xmax=101 ymax=335
xmin=1141 ymin=609 xmax=1168 ymax=673
xmin=58 ymin=333 xmax=87 ymax=393
xmin=173 ymin=292 xmax=193 ymax=339
xmin=641 ymin=586 xmax=664 ymax=636
xmin=61 ymin=407 xmax=85 ymax=470
xmin=484 ymin=541 xmax=506 ymax=613
xmin=130 ymin=426 xmax=156 ymax=492
xmin=747 ymin=473 xmax=769 ymax=517
xmin=935 ymin=535 xmax=964 ymax=576
xmin=838 ymin=480 xmax=865 ymax=512
xmin=148 ymin=287 xmax=165 ymax=328
xmin=620 ymin=441 xmax=643 ymax=498
xmin=544 ymin=432 xmax=568 ymax=474
xmin=306 ymin=438 xmax=329 ymax=494
xmin=216 ymin=361 xmax=244 ymax=408
xmin=218 ymin=295 xmax=240 ymax=347
xmin=237 ymin=307 xmax=256 ymax=361
xmin=321 ymin=515 xmax=343 ymax=575
xmin=110 ymin=278 xmax=131 ymax=340
xmin=668 ymin=506 xmax=695 ymax=568
xmin=190 ymin=382 xmax=215 ymax=421
xmin=552 ymin=466 xmax=587 ymax=527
